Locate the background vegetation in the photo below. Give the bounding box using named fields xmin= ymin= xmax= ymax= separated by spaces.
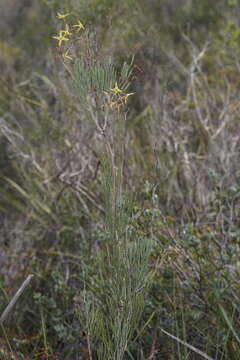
xmin=1 ymin=0 xmax=240 ymax=359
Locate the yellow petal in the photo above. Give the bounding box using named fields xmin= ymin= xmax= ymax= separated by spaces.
xmin=72 ymin=20 xmax=85 ymax=32
xmin=63 ymin=49 xmax=73 ymax=61
xmin=57 ymin=12 xmax=70 ymax=19
xmin=111 ymin=82 xmax=123 ymax=94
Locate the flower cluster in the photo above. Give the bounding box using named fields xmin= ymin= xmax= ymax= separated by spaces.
xmin=52 ymin=12 xmax=85 ymax=61
xmin=52 ymin=11 xmax=134 ymax=108
xmin=102 ymin=82 xmax=134 ymax=110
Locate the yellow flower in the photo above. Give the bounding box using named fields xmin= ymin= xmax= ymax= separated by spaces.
xmin=60 ymin=24 xmax=72 ymax=37
xmin=52 ymin=31 xmax=69 ymax=46
xmin=72 ymin=20 xmax=85 ymax=32
xmin=57 ymin=12 xmax=70 ymax=20
xmin=62 ymin=49 xmax=73 ymax=61
xmin=110 ymin=82 xmax=123 ymax=95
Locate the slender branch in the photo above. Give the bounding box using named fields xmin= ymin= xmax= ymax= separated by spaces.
xmin=160 ymin=328 xmax=214 ymax=360
xmin=0 ymin=275 xmax=34 ymax=325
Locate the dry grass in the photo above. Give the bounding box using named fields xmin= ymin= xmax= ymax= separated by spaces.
xmin=1 ymin=1 xmax=240 ymax=359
